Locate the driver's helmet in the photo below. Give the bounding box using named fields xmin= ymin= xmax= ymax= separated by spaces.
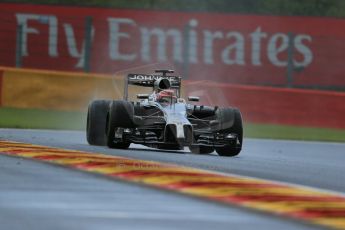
xmin=156 ymin=89 xmax=176 ymax=105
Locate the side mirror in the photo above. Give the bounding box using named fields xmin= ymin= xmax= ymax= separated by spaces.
xmin=137 ymin=94 xmax=149 ymax=100
xmin=188 ymin=96 xmax=200 ymax=102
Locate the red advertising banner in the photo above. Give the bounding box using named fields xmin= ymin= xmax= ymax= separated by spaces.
xmin=1 ymin=3 xmax=345 ymax=87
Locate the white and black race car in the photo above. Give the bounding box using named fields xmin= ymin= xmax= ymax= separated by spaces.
xmin=86 ymin=70 xmax=243 ymax=156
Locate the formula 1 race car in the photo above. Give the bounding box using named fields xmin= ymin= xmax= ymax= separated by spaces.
xmin=86 ymin=70 xmax=243 ymax=157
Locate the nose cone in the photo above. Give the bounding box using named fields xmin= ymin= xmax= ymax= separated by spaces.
xmin=165 ymin=124 xmax=193 ymax=145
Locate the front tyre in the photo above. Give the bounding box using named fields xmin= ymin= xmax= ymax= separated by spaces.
xmin=86 ymin=100 xmax=111 ymax=146
xmin=215 ymin=108 xmax=243 ymax=157
xmin=106 ymin=100 xmax=134 ymax=149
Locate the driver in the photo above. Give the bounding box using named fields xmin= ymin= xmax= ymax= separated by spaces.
xmin=155 ymin=89 xmax=176 ymax=105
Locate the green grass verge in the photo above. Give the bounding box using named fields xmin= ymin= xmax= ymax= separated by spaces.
xmin=0 ymin=107 xmax=344 ymax=142
xmin=245 ymin=123 xmax=345 ymax=142
xmin=0 ymin=107 xmax=86 ymax=130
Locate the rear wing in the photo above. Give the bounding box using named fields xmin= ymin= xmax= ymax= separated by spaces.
xmin=124 ymin=73 xmax=182 ymax=100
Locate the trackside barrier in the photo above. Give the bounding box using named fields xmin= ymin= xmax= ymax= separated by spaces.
xmin=184 ymin=81 xmax=345 ymax=129
xmin=0 ymin=67 xmax=122 ymax=110
xmin=0 ymin=67 xmax=159 ymax=111
xmin=0 ymin=69 xmax=3 ymax=106
xmin=0 ymin=67 xmax=344 ymax=129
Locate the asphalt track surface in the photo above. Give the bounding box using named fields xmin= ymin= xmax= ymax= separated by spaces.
xmin=1 ymin=129 xmax=345 ymax=230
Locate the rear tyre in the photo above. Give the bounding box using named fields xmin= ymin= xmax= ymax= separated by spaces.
xmin=86 ymin=100 xmax=111 ymax=146
xmin=189 ymin=146 xmax=214 ymax=154
xmin=106 ymin=100 xmax=134 ymax=149
xmin=215 ymin=108 xmax=243 ymax=157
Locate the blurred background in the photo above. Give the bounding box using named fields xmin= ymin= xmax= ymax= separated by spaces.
xmin=0 ymin=0 xmax=344 ymax=142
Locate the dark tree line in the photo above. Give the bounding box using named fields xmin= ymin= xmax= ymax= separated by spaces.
xmin=4 ymin=0 xmax=345 ymax=17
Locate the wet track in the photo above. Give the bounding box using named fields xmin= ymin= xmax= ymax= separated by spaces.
xmin=1 ymin=128 xmax=345 ymax=230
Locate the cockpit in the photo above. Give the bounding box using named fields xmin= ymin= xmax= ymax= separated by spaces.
xmin=155 ymin=89 xmax=177 ymax=106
